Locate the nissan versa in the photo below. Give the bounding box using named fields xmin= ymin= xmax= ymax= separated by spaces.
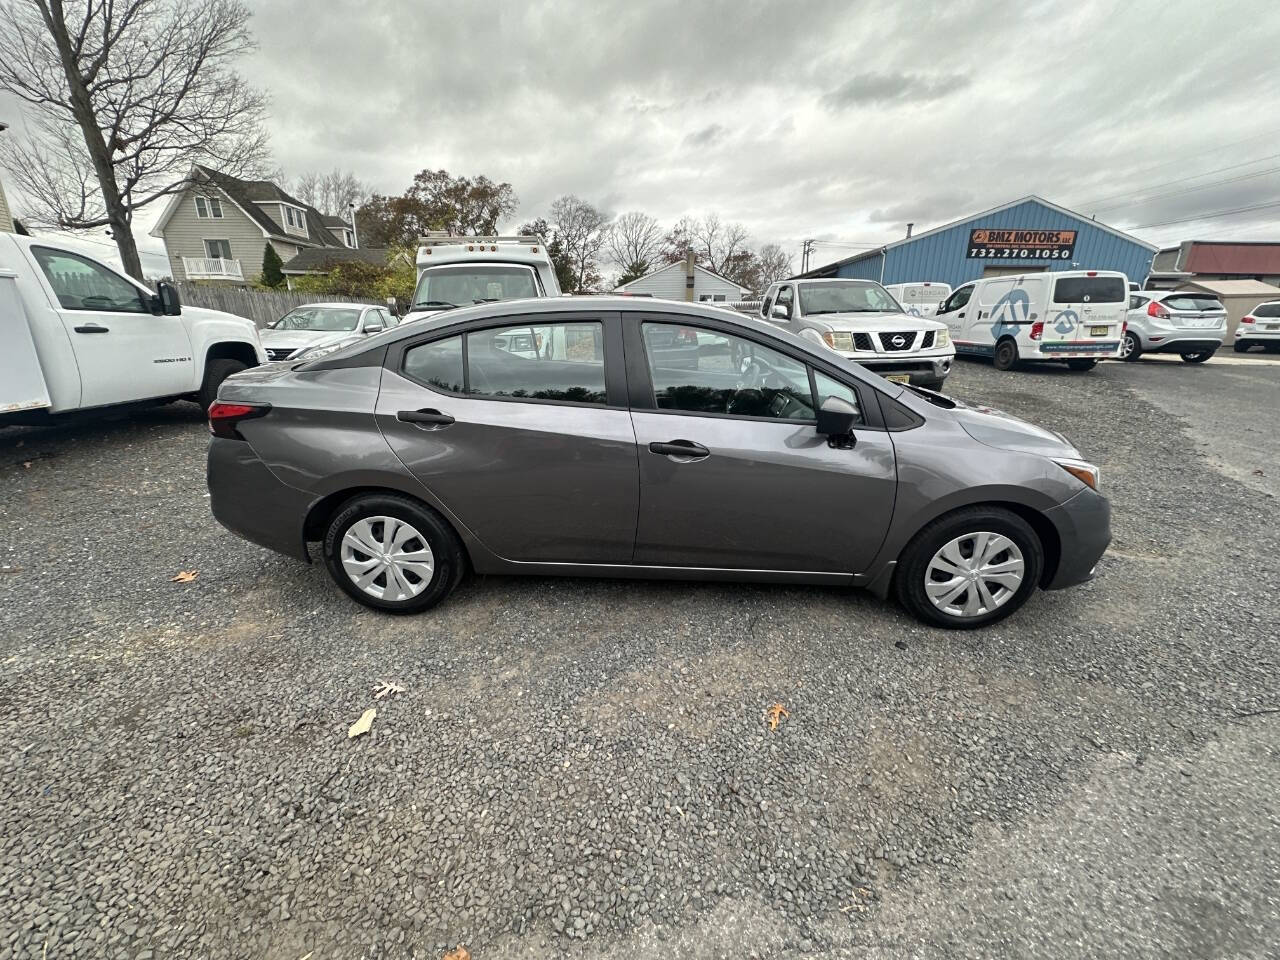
xmin=206 ymin=299 xmax=1111 ymax=629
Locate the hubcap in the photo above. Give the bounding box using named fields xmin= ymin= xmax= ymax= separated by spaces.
xmin=1120 ymin=334 xmax=1134 ymax=358
xmin=340 ymin=515 xmax=435 ymax=602
xmin=924 ymin=532 xmax=1025 ymax=618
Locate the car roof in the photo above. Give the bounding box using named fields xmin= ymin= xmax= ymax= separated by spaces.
xmin=290 ymin=302 xmax=374 ymax=309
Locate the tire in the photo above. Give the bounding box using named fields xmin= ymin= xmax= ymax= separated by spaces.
xmin=1180 ymin=350 xmax=1214 ymax=364
xmin=197 ymin=358 xmax=247 ymax=410
xmin=1120 ymin=331 xmax=1142 ymax=361
xmin=894 ymin=506 xmax=1044 ymax=630
xmin=1067 ymin=359 xmax=1097 ymax=371
xmin=323 ymin=493 xmax=466 ymax=614
xmin=1234 ymin=340 xmax=1250 ymax=353
xmin=1265 ymin=343 xmax=1280 ymax=354
xmin=992 ymin=338 xmax=1019 ymax=371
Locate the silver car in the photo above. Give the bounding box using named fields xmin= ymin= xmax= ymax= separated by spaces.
xmin=1122 ymin=291 xmax=1226 ymax=363
xmin=207 ymin=299 xmax=1110 ymax=629
xmin=259 ymin=302 xmax=397 ymax=362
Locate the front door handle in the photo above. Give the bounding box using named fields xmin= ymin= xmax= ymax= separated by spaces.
xmin=957 ymin=312 xmax=966 ymax=319
xmin=649 ymin=439 xmax=709 ymax=460
xmin=74 ymin=323 xmax=110 ymax=333
xmin=397 ymin=408 xmax=455 ymax=427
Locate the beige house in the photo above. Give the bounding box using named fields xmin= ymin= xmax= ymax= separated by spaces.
xmin=149 ymin=164 xmax=346 ymax=283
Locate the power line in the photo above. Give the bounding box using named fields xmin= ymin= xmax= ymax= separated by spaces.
xmin=1131 ymin=198 xmax=1280 ymax=230
xmin=1081 ymin=152 xmax=1280 ymax=210
xmin=1093 ymin=164 xmax=1280 ymax=214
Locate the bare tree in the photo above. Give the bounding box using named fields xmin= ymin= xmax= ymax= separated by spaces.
xmin=606 ymin=211 xmax=662 ymax=274
xmin=0 ymin=0 xmax=269 ymax=278
xmin=690 ymin=213 xmax=751 ymax=276
xmin=293 ymin=171 xmax=323 ymax=209
xmin=549 ymin=194 xmax=610 ymax=293
xmin=293 ymin=168 xmax=368 ymax=218
xmin=755 ymin=242 xmax=794 ymax=289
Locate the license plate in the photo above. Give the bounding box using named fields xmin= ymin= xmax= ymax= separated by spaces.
xmin=1266 ymin=324 xmax=1280 ymax=331
xmin=1090 ymin=325 xmax=1108 ymax=336
xmin=885 ymin=374 xmax=910 ymax=384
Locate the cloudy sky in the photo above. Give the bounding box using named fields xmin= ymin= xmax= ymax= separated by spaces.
xmin=4 ymin=0 xmax=1279 ymax=275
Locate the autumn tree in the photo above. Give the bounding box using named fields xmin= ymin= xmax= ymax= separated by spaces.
xmin=356 ymin=169 xmax=518 ymax=247
xmin=755 ymin=243 xmax=794 ymax=290
xmin=519 ymin=216 xmax=575 ymax=294
xmin=0 ymin=0 xmax=269 ymax=279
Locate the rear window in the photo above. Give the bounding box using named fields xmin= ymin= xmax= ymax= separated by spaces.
xmin=1254 ymin=303 xmax=1280 ymax=317
xmin=1163 ymin=296 xmax=1224 ymax=312
xmin=1053 ymin=276 xmax=1126 ymax=304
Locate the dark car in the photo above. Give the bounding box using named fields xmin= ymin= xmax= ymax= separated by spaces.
xmin=206 ymin=298 xmax=1110 ymax=629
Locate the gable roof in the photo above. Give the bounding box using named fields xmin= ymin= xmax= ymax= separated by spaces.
xmin=800 ymin=195 xmax=1160 ymax=277
xmin=281 ymin=246 xmax=390 ymax=274
xmin=320 ymin=214 xmax=351 ymax=231
xmin=613 ymin=260 xmax=751 ymax=294
xmin=148 ymin=164 xmax=343 ymax=247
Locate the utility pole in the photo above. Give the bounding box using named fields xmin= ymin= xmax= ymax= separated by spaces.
xmin=349 ymin=201 xmax=360 ymax=249
xmin=801 ymin=238 xmax=815 ymax=273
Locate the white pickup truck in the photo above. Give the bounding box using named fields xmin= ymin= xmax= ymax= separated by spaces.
xmin=401 ymin=233 xmax=563 ymax=324
xmin=1 ymin=233 xmax=264 ymax=426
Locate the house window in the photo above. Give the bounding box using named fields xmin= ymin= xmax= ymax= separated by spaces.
xmin=284 ymin=206 xmax=295 ymax=227
xmin=204 ymin=239 xmax=232 ymax=260
xmin=195 ymin=196 xmax=223 ymax=219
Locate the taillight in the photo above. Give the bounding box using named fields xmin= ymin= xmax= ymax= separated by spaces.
xmin=1122 ymin=320 xmax=1128 ymax=335
xmin=1241 ymin=315 xmax=1255 ymax=324
xmin=1029 ymin=321 xmax=1044 ymax=340
xmin=208 ymin=402 xmax=269 ymax=440
xmin=1147 ymin=301 xmax=1170 ymax=319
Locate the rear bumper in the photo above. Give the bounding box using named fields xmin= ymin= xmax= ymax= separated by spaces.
xmin=207 ymin=438 xmax=313 ymax=562
xmin=1043 ymin=486 xmax=1111 ymax=590
xmin=1035 ymin=341 xmax=1121 ymax=358
xmin=1144 ymin=337 xmax=1223 ymax=354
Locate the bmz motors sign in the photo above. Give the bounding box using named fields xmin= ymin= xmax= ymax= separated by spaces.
xmin=967 ymin=228 xmax=1076 ymax=260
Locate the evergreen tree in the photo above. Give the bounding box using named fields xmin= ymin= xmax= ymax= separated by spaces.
xmin=261 ymin=243 xmax=285 ymax=288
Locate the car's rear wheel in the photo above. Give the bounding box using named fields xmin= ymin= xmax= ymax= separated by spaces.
xmin=1119 ymin=331 xmax=1142 ymax=361
xmin=322 ymin=494 xmax=464 ymax=613
xmin=1181 ymin=350 xmax=1214 ymax=364
xmin=1067 ymin=359 xmax=1097 ymax=371
xmin=894 ymin=507 xmax=1044 ymax=629
xmin=992 ymin=339 xmax=1019 ymax=371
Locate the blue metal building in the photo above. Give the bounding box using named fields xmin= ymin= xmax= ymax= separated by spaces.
xmin=801 ymin=196 xmax=1158 ymax=289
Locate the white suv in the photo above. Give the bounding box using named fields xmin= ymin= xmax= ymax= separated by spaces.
xmin=760 ymin=278 xmax=955 ymax=389
xmin=1235 ymin=300 xmax=1280 ymax=353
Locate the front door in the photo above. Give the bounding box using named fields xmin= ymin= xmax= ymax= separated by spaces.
xmin=375 ymin=314 xmax=639 ymax=564
xmin=628 ymin=319 xmax=897 ymax=572
xmin=26 ymin=245 xmax=194 ymax=407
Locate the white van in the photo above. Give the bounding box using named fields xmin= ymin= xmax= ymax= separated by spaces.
xmin=883 ymin=282 xmax=951 ymax=319
xmin=934 ymin=270 xmax=1128 ymax=371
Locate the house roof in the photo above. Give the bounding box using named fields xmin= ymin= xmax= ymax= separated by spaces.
xmin=613 ymin=260 xmax=751 ymax=294
xmin=799 ymin=195 xmax=1160 ymax=277
xmin=281 ymin=246 xmax=389 ymax=274
xmin=320 ymin=215 xmax=351 ymax=230
xmin=1177 ymin=279 xmax=1280 ymax=297
xmin=1180 ymin=242 xmax=1280 ymax=276
xmin=148 ymin=164 xmax=343 ymax=247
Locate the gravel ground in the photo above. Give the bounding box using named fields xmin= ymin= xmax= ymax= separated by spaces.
xmin=1 ymin=356 xmax=1277 ymax=959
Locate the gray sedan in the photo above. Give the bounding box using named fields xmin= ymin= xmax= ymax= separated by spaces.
xmin=207 ymin=298 xmax=1111 ymax=628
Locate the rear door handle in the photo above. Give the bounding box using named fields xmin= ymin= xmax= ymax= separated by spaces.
xmin=74 ymin=324 xmax=109 ymax=333
xmin=397 ymin=408 xmax=455 ymax=427
xmin=649 ymin=439 xmax=709 ymax=460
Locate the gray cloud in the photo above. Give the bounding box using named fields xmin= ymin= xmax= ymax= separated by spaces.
xmin=821 ymin=72 xmax=972 ymax=110
xmin=683 ymin=124 xmax=727 ymax=148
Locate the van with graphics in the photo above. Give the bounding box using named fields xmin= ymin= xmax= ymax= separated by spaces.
xmin=883 ymin=282 xmax=951 ymax=319
xmin=935 ymin=271 xmax=1128 ymax=372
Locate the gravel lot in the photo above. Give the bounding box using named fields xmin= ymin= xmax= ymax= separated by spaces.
xmin=2 ymin=355 xmax=1278 ymax=959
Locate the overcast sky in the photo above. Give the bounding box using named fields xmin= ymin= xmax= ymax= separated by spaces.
xmin=4 ymin=0 xmax=1279 ymax=275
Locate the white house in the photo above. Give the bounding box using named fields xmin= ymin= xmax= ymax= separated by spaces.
xmin=613 ymin=259 xmax=750 ymax=302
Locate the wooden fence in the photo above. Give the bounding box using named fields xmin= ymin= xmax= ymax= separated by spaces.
xmin=174 ymin=283 xmax=383 ymax=328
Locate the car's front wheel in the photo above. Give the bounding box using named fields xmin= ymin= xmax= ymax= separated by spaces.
xmin=894 ymin=507 xmax=1044 ymax=629
xmin=322 ymin=494 xmax=465 ymax=613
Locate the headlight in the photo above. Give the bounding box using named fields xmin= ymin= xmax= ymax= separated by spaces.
xmin=935 ymin=328 xmax=950 ymax=347
xmin=291 ymin=340 xmax=356 ymax=361
xmin=1053 ymin=457 xmax=1100 ymax=491
xmin=821 ymin=331 xmax=855 ymax=351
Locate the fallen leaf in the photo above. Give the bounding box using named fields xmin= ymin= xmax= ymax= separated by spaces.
xmin=442 ymin=946 xmax=470 ymax=960
xmin=348 ymin=708 xmax=376 ymax=739
xmin=170 ymin=570 xmax=199 ymax=583
xmin=373 ymin=680 xmax=406 ymax=700
xmin=766 ymin=702 xmax=790 ymax=730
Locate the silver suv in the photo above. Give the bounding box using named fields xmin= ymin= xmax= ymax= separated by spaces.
xmin=759 ymin=279 xmax=954 ymax=389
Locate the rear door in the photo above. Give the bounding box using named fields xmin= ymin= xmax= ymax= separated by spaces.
xmin=1044 ymin=274 xmax=1127 ymax=352
xmin=376 ymin=311 xmax=639 ymax=563
xmin=625 ymin=316 xmax=896 ymax=573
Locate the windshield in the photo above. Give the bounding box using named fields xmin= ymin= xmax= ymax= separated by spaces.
xmin=413 ymin=264 xmax=539 ymax=308
xmin=269 ymin=306 xmax=361 ymax=332
xmin=799 ymin=281 xmax=902 ymax=315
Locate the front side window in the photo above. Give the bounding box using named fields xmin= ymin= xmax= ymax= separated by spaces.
xmin=774 ymin=286 xmax=794 ymax=315
xmin=940 ymin=285 xmax=973 ymax=313
xmin=813 ymin=370 xmax=864 ymax=424
xmin=269 ymin=306 xmax=362 ymax=332
xmin=643 ymin=322 xmax=814 ymax=420
xmin=413 ymin=265 xmax=540 ymax=309
xmin=798 ymin=281 xmax=900 ymax=315
xmin=1129 ymin=295 xmax=1147 ymax=310
xmin=32 ymin=247 xmax=149 ymax=313
xmin=466 ymin=321 xmax=606 ymax=403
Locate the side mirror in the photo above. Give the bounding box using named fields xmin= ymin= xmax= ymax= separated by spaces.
xmin=363 ymin=323 xmax=383 ymax=335
xmin=155 ymin=280 xmax=181 ymax=316
xmin=771 ymin=304 xmax=789 ymax=321
xmin=816 ymin=395 xmax=859 ymax=443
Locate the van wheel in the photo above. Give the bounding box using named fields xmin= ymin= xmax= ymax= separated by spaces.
xmin=1067 ymin=359 xmax=1098 ymax=371
xmin=197 ymin=358 xmax=247 ymax=410
xmin=1120 ymin=331 xmax=1142 ymax=361
xmin=895 ymin=507 xmax=1044 ymax=629
xmin=322 ymin=493 xmax=465 ymax=614
xmin=992 ymin=339 xmax=1019 ymax=371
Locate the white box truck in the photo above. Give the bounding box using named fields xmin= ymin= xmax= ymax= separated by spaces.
xmin=402 ymin=233 xmax=562 ymax=323
xmin=1 ymin=233 xmax=265 ymax=426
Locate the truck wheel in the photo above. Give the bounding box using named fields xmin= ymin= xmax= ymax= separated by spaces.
xmin=1067 ymin=359 xmax=1098 ymax=371
xmin=992 ymin=338 xmax=1019 ymax=371
xmin=197 ymin=358 xmax=247 ymax=410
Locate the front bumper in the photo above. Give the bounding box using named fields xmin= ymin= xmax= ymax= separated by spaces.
xmin=1042 ymin=486 xmax=1111 ymax=590
xmin=208 ymin=438 xmax=314 ymax=562
xmin=840 ymin=352 xmax=954 ymax=384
